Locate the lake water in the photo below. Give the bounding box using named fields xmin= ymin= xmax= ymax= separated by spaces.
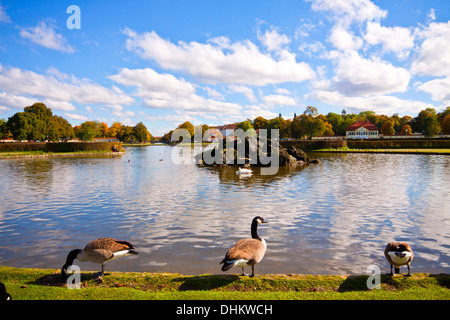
xmin=0 ymin=145 xmax=449 ymax=275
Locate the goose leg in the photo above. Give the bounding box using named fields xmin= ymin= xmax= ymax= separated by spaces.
xmin=250 ymin=266 xmax=255 ymax=277
xmin=241 ymin=268 xmax=249 ymax=276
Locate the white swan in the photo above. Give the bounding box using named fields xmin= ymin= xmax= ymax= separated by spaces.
xmin=236 ymin=167 xmax=252 ymax=175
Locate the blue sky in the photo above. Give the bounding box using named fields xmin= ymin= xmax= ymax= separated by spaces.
xmin=0 ymin=0 xmax=449 ymax=136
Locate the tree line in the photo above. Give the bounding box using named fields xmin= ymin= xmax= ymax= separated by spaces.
xmin=162 ymin=105 xmax=449 ymax=142
xmin=0 ymin=103 xmax=153 ymax=143
xmin=1 ymin=102 xmax=449 ymax=143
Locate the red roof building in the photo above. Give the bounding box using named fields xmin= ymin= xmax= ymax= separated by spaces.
xmin=346 ymin=121 xmax=379 ymax=139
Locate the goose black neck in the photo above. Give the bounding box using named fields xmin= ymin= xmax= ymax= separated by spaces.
xmin=63 ymin=249 xmax=81 ymax=269
xmin=251 ymin=220 xmax=261 ymax=241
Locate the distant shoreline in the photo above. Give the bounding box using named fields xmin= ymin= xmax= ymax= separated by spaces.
xmin=0 ymin=151 xmax=125 ymax=159
xmin=311 ymin=148 xmax=450 ymax=155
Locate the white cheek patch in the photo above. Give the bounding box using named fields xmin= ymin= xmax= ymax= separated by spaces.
xmin=388 ymin=251 xmax=412 ymax=264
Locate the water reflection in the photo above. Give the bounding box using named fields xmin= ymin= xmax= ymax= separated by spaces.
xmin=0 ymin=147 xmax=448 ymax=275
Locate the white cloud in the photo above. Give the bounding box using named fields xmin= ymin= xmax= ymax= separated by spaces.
xmin=262 ymin=94 xmax=297 ymax=107
xmin=228 ymin=85 xmax=257 ymax=103
xmin=411 ymin=21 xmax=450 ymax=77
xmin=258 ymin=28 xmax=291 ymax=52
xmin=0 ymin=92 xmax=36 ymax=110
xmin=298 ymin=41 xmax=326 ymax=57
xmin=64 ymin=113 xmax=88 ymax=121
xmin=275 ymin=88 xmax=292 ymax=95
xmin=332 ymin=51 xmax=410 ymax=96
xmin=19 ymin=20 xmax=74 ymax=53
xmin=416 ymin=76 xmax=450 ymax=104
xmin=328 ymin=25 xmax=363 ymax=51
xmin=123 ymin=28 xmax=315 ymax=86
xmin=109 ymin=67 xmax=242 ymax=115
xmin=0 ymin=4 xmax=11 ymax=23
xmin=364 ymin=22 xmax=415 ymax=59
xmin=307 ymin=89 xmax=433 ymax=115
xmin=0 ymin=65 xmax=134 ymax=111
xmin=427 ymin=8 xmax=436 ymax=22
xmin=109 ymin=67 xmax=195 ymax=100
xmin=307 ymin=0 xmax=387 ymax=26
xmin=204 ymin=87 xmax=224 ymax=100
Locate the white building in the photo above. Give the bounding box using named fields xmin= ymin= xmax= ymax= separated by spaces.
xmin=346 ymin=121 xmax=379 ymax=139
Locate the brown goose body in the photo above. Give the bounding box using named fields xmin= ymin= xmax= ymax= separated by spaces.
xmin=220 ymin=216 xmax=268 ymax=277
xmin=61 ymin=237 xmax=138 ymax=280
xmin=384 ymin=242 xmax=413 ymax=276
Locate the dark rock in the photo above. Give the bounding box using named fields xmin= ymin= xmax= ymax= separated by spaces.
xmin=194 ymin=136 xmax=311 ymax=168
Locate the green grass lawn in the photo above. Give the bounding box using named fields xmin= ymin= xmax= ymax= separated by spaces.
xmin=315 ymin=147 xmax=450 ymax=154
xmin=1 ymin=266 xmax=448 ymax=300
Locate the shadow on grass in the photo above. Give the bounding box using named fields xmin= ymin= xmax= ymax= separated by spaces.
xmin=172 ymin=274 xmax=240 ymax=291
xmin=337 ymin=275 xmax=370 ymax=292
xmin=28 ymin=271 xmax=105 ymax=287
xmin=429 ymin=274 xmax=450 ymax=288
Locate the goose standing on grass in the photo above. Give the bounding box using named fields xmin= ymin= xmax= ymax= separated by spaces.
xmin=0 ymin=282 xmax=11 ymax=300
xmin=384 ymin=242 xmax=414 ymax=276
xmin=220 ymin=216 xmax=268 ymax=277
xmin=61 ymin=237 xmax=138 ymax=281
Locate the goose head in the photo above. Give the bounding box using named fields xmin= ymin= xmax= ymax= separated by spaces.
xmin=61 ymin=249 xmax=81 ymax=280
xmin=254 ymin=216 xmax=268 ymax=225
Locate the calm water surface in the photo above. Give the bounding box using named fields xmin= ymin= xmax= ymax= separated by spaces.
xmin=0 ymin=145 xmax=449 ymax=275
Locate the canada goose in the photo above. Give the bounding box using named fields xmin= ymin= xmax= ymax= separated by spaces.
xmin=384 ymin=242 xmax=414 ymax=276
xmin=0 ymin=282 xmax=11 ymax=300
xmin=220 ymin=216 xmax=268 ymax=277
xmin=61 ymin=237 xmax=138 ymax=280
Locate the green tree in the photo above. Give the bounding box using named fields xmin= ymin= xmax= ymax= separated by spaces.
xmin=299 ymin=114 xmax=326 ymax=139
xmin=0 ymin=118 xmax=11 ymax=139
xmin=253 ymin=116 xmax=268 ymax=130
xmin=323 ymin=121 xmax=334 ymax=136
xmin=117 ymin=125 xmax=134 ymax=143
xmin=279 ymin=118 xmax=291 ymax=139
xmin=423 ymin=114 xmax=441 ymax=137
xmin=109 ymin=121 xmax=122 ymax=138
xmin=77 ymin=121 xmax=100 ymax=141
xmin=290 ymin=114 xmax=303 ymax=139
xmin=133 ymin=122 xmax=152 ymax=143
xmin=442 ymin=114 xmax=450 ymax=134
xmin=325 ymin=112 xmax=344 ymax=136
xmin=399 ymin=124 xmax=413 ymax=135
xmin=236 ymin=120 xmax=254 ymax=132
xmin=411 ymin=108 xmax=437 ymax=133
xmin=6 ymin=112 xmax=34 ymax=140
xmin=99 ymin=122 xmax=109 ymax=138
xmin=178 ymin=121 xmax=194 ymax=140
xmin=48 ymin=116 xmax=74 ymax=141
xmin=381 ymin=119 xmax=396 ymax=136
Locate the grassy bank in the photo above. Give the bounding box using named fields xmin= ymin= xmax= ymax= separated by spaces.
xmin=0 ymin=150 xmax=125 ymax=159
xmin=313 ymin=147 xmax=450 ymax=155
xmin=0 ymin=267 xmax=448 ymax=300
